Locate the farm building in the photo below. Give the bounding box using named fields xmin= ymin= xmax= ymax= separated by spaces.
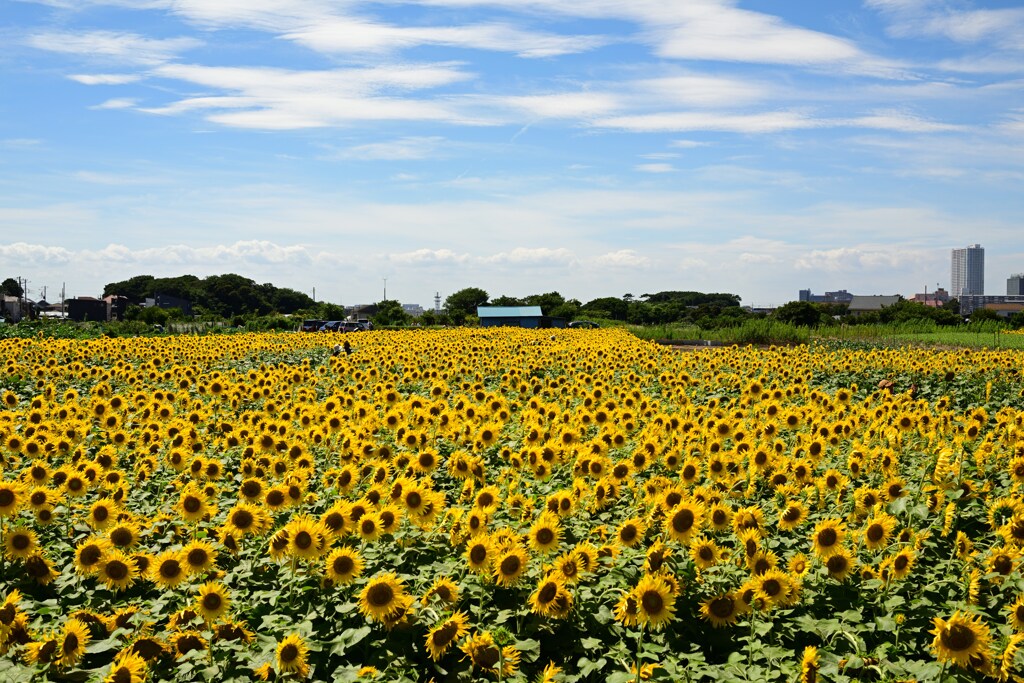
xmin=477 ymin=305 xmax=566 ymax=328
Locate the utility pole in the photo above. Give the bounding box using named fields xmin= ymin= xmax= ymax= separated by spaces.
xmin=383 ymin=277 xmax=387 ymax=302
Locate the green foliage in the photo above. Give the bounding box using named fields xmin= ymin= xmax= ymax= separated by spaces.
xmin=773 ymin=301 xmax=824 ymax=327
xmin=372 ymin=299 xmax=411 ymax=327
xmin=103 ymin=273 xmax=315 ymax=318
xmin=444 ymin=287 xmax=489 ymax=323
xmin=2 ymin=277 xmax=23 ymax=298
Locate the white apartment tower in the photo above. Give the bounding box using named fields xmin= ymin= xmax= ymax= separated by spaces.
xmin=951 ymin=244 xmax=984 ymax=297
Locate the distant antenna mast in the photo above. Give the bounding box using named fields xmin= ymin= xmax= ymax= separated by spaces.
xmin=434 ymin=291 xmax=441 ymax=314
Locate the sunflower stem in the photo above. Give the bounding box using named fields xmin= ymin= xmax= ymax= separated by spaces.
xmin=635 ymin=625 xmax=644 ymax=683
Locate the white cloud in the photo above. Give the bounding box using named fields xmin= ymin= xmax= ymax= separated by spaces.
xmin=498 ymin=92 xmax=621 ymax=119
xmin=287 ymin=19 xmax=604 ymax=58
xmin=389 ymin=248 xmax=471 ymax=264
xmin=68 ymin=73 xmax=141 ymax=85
xmin=90 ymin=98 xmax=137 ymax=110
xmin=595 ymin=110 xmax=820 ymax=134
xmin=27 ymin=31 xmax=199 ymax=65
xmin=142 ymin=63 xmax=482 ymax=129
xmin=635 ymin=163 xmax=675 ymax=173
xmin=337 ymin=137 xmax=446 ymax=161
xmin=841 ymin=111 xmax=963 ymax=133
xmin=793 ymin=246 xmax=928 ymax=272
xmin=670 ymin=140 xmax=709 ymax=149
xmin=485 ymin=247 xmax=577 ymax=266
xmin=0 ymin=242 xmax=74 ymax=263
xmin=594 ymin=250 xmax=650 ymax=268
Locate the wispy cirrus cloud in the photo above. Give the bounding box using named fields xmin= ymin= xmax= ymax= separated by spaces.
xmin=26 ymin=30 xmax=199 ymax=65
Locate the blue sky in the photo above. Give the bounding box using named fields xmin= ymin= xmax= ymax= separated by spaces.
xmin=3 ymin=0 xmax=1023 ymax=308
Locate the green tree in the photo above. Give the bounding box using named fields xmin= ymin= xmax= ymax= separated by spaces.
xmin=773 ymin=301 xmax=823 ymax=327
xmin=2 ymin=278 xmax=23 ymax=298
xmin=373 ymin=300 xmax=411 ymax=327
xmin=445 ymin=288 xmax=488 ymax=324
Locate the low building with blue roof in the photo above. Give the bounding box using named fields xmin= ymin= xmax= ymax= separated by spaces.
xmin=477 ymin=305 xmax=566 ymax=328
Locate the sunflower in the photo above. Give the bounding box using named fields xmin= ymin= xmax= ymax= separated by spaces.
xmin=493 ymin=546 xmax=529 ymax=587
xmin=150 ymin=549 xmax=188 ymax=589
xmin=195 ymin=582 xmax=230 ymax=623
xmin=97 ymin=549 xmax=138 ymax=591
xmin=1007 ymin=595 xmax=1024 ymax=633
xmin=690 ymin=536 xmax=725 ymax=570
xmin=886 ymin=548 xmax=916 ymax=581
xmin=285 ymin=517 xmax=329 ymax=559
xmin=182 ymin=540 xmax=218 ymax=575
xmin=752 ymin=569 xmax=794 ymax=609
xmin=461 ymin=631 xmax=519 ymax=678
xmin=4 ymin=526 xmax=37 ymax=560
xmin=0 ymin=481 xmax=25 ymax=517
xmin=777 ymin=500 xmax=807 ymax=532
xmin=699 ymin=593 xmax=741 ymax=628
xmin=276 ymin=633 xmax=310 ymax=679
xmin=616 ymin=517 xmax=647 ymax=549
xmin=634 ymin=574 xmax=676 ymax=630
xmin=88 ymin=499 xmax=118 ymax=530
xmin=170 ymin=631 xmax=207 ymax=659
xmin=224 ymin=502 xmax=269 ymax=537
xmin=614 ymin=590 xmax=639 ymax=627
xmin=811 ymin=519 xmax=846 ymax=558
xmin=358 ymin=573 xmax=408 ymax=622
xmin=528 ymin=514 xmax=561 ymax=554
xmin=74 ymin=537 xmax=109 ymax=576
xmin=23 ymin=553 xmax=59 ymax=586
xmin=708 ymin=503 xmax=733 ymax=532
xmin=465 ymin=537 xmax=493 ymax=574
xmin=424 ymin=611 xmax=469 ymax=661
xmin=421 ymin=576 xmax=459 ymax=605
xmin=57 ymin=617 xmax=91 ymax=668
xmin=107 ymin=521 xmax=141 ymax=550
xmin=356 ymin=512 xmax=383 ymax=543
xmin=324 ymin=547 xmax=364 ymax=585
xmin=530 ymin=576 xmax=572 ymax=618
xmin=663 ymin=501 xmax=705 ymax=544
xmin=801 ymin=645 xmax=819 ymax=683
xmin=862 ymin=513 xmax=897 ymax=552
xmin=931 ymin=611 xmax=992 ymax=670
xmin=176 ymin=484 xmax=209 ymax=523
xmin=104 ymin=649 xmax=147 ymax=683
xmin=824 ymin=547 xmax=856 ymax=582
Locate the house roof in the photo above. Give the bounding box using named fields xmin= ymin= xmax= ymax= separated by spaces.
xmin=848 ymin=295 xmax=900 ymax=311
xmin=477 ymin=305 xmax=543 ymax=318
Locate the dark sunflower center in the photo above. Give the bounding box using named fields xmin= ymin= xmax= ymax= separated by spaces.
xmin=536 ymin=528 xmax=554 ymax=545
xmin=187 ymin=549 xmax=208 ymax=567
xmin=538 ymin=582 xmax=558 ymax=603
xmin=433 ymin=621 xmax=459 ymax=646
xmin=333 ymin=555 xmax=354 ymax=575
xmin=368 ymin=583 xmax=394 ymax=607
xmin=710 ymin=597 xmax=735 ymax=618
xmin=160 ymin=559 xmax=182 ymax=578
xmin=940 ymin=624 xmax=976 ymax=652
xmin=110 ymin=528 xmax=133 ymax=546
xmin=406 ymin=492 xmax=422 ymax=508
xmin=672 ymin=509 xmax=695 ymax=532
xmin=866 ymin=525 xmax=885 ymax=543
xmin=94 ymin=506 xmax=109 ymax=522
xmin=280 ymin=644 xmax=299 ymax=662
xmin=500 ymin=556 xmax=521 ymax=576
xmin=64 ymin=633 xmax=79 ymax=654
xmin=782 ymin=507 xmax=801 ymax=523
xmin=762 ymin=579 xmax=782 ymax=596
xmin=81 ymin=545 xmax=103 ymax=566
xmin=641 ymin=590 xmax=664 ymax=615
xmin=894 ymin=555 xmax=909 ymax=571
xmin=475 ymin=645 xmax=500 ymax=668
xmin=817 ymin=528 xmax=837 ymax=547
xmin=295 ymin=531 xmax=313 ymax=549
xmin=470 ymin=545 xmax=487 ymax=564
xmin=994 ymin=555 xmax=1013 ymax=575
xmin=202 ymin=594 xmax=222 ymax=611
xmin=267 ymin=491 xmax=285 ymax=506
xmin=620 ymin=526 xmax=638 ymax=543
xmin=182 ymin=496 xmax=201 ymax=513
xmin=12 ymin=534 xmax=30 ymax=550
xmin=478 ymin=493 xmax=494 ymax=508
xmin=105 ymin=560 xmax=129 ymax=580
xmin=112 ymin=667 xmax=132 ymax=683
xmin=826 ymin=556 xmax=848 ymax=573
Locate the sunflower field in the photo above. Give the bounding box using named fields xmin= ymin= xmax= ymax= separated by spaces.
xmin=2 ymin=328 xmax=1024 ymax=682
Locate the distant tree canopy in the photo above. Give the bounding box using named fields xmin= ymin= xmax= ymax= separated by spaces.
xmin=445 ymin=287 xmax=489 ymax=323
xmin=2 ymin=278 xmax=23 ymax=298
xmin=103 ymin=274 xmax=314 ymax=317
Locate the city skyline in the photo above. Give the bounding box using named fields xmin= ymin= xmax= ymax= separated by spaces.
xmin=2 ymin=1 xmax=1023 ymax=308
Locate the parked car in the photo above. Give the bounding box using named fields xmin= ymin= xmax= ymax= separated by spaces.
xmin=318 ymin=321 xmax=347 ymax=332
xmin=568 ymin=320 xmax=599 ymax=329
xmin=299 ymin=319 xmax=326 ymax=332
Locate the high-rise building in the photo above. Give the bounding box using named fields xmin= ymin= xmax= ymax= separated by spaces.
xmin=1009 ymin=274 xmax=1024 ymax=296
xmin=951 ymin=244 xmax=984 ymax=297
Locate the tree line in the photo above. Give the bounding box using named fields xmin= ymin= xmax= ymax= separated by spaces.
xmin=103 ymin=274 xmax=314 ymax=319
